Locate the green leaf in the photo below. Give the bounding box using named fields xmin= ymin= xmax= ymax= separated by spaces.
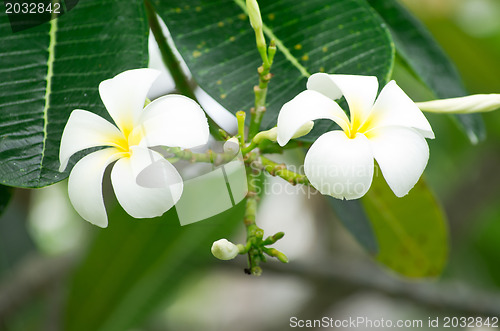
xmin=64 ymin=202 xmax=245 ymax=331
xmin=327 ymin=197 xmax=378 ymax=254
xmin=471 ymin=206 xmax=500 ymax=287
xmin=0 ymin=0 xmax=149 ymax=188
xmin=0 ymin=185 xmax=13 ymax=216
xmin=368 ymin=0 xmax=486 ymax=144
xmin=361 ymin=174 xmax=448 ymax=278
xmin=152 ymin=0 xmax=394 ymax=141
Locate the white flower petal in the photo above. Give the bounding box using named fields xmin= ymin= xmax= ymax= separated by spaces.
xmin=307 ymin=73 xmax=378 ymax=129
xmin=110 ymin=146 xmax=183 ymax=218
xmin=99 ymin=68 xmax=161 ymax=134
xmin=276 ymin=90 xmax=350 ymax=146
xmin=368 ymin=81 xmax=434 ymax=138
xmin=304 ymin=131 xmax=374 ymax=200
xmin=68 ymin=148 xmax=122 ymax=228
xmin=135 ymin=94 xmax=209 ymax=149
xmin=59 ymin=110 xmax=125 ymax=172
xmin=367 ymin=126 xmax=429 ymax=197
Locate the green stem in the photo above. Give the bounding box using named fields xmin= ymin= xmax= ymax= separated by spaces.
xmin=248 ymin=41 xmax=276 ymax=139
xmin=164 ymin=147 xmax=235 ymax=166
xmin=241 ymin=140 xmax=258 ymax=154
xmin=255 ymin=29 xmax=269 ymax=67
xmin=244 ymin=168 xmax=264 ymax=276
xmin=259 ymin=156 xmax=311 ymax=186
xmin=236 ymin=111 xmax=246 ymax=146
xmin=244 ymin=168 xmax=259 ymax=228
xmin=262 ymin=247 xmax=288 ymax=263
xmin=262 ymin=232 xmax=284 ymax=245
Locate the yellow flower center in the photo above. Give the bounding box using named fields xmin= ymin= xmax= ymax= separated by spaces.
xmin=345 ymin=106 xmax=374 ymax=139
xmin=113 ymin=125 xmax=145 ymax=156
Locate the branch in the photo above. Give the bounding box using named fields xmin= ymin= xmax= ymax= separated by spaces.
xmin=257 ymin=156 xmax=310 ymax=186
xmin=145 ymin=0 xmax=195 ymax=100
xmin=258 ymin=257 xmax=500 ymax=316
xmin=4 ymin=251 xmax=500 ymax=321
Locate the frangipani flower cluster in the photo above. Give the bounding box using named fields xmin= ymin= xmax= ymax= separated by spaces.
xmin=277 ymin=73 xmax=434 ymax=200
xmin=45 ymin=0 xmax=500 ymax=277
xmin=59 ymin=69 xmax=209 ymax=227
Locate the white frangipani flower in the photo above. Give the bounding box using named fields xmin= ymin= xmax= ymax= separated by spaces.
xmin=211 ymin=239 xmax=240 ymax=260
xmin=59 ymin=69 xmax=209 ymax=227
xmin=277 ymin=73 xmax=434 ymax=200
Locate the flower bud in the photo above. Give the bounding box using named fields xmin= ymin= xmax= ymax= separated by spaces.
xmin=246 ymin=0 xmax=266 ymax=51
xmin=223 ymin=137 xmax=240 ymax=155
xmin=246 ymin=0 xmax=262 ymax=30
xmin=253 ymin=127 xmax=277 ymax=143
xmin=253 ymin=121 xmax=313 ymax=144
xmin=211 ymin=239 xmax=239 ymax=260
xmin=292 ymin=121 xmax=314 ymax=139
xmin=416 ymin=94 xmax=500 ymax=114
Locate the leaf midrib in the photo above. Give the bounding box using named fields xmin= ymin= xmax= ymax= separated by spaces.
xmin=38 ymin=17 xmax=58 ymax=184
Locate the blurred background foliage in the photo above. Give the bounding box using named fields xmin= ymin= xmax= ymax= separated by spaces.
xmin=1 ymin=0 xmax=500 ymax=330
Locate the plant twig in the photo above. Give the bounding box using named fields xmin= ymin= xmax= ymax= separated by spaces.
xmin=242 ymin=168 xmax=264 ymax=276
xmin=145 ymin=0 xmax=194 ymax=99
xmin=163 ymin=147 xmax=236 ymax=166
xmin=248 ymin=41 xmax=276 ymax=139
xmin=258 ymin=156 xmax=311 ymax=186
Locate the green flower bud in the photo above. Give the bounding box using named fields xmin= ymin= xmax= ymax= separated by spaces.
xmin=253 ymin=121 xmax=313 ymax=144
xmin=253 ymin=128 xmax=277 ymax=143
xmin=246 ymin=0 xmax=266 ymax=50
xmin=246 ymin=0 xmax=262 ymax=30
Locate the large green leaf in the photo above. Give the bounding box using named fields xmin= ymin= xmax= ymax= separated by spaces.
xmin=152 ymin=0 xmax=394 ymax=141
xmin=64 ymin=202 xmax=245 ymax=331
xmin=362 ymin=175 xmax=448 ymax=278
xmin=368 ymin=0 xmax=486 ymax=144
xmin=0 ymin=0 xmax=149 ymax=188
xmin=327 ymin=197 xmax=378 ymax=254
